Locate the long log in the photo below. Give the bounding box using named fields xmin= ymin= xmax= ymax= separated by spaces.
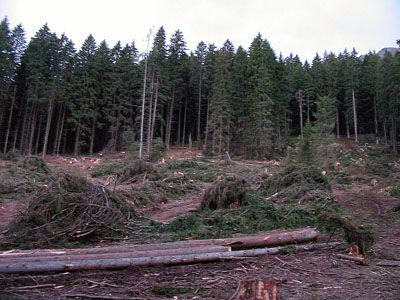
xmin=0 ymin=228 xmax=318 ymax=258
xmin=0 ymin=245 xmax=231 ymax=264
xmin=0 ymin=242 xmax=340 ymax=274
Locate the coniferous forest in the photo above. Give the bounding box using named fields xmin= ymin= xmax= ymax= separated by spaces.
xmin=1 ymin=17 xmax=400 ymax=158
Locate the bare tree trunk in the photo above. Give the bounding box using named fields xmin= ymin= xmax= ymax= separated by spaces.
xmin=73 ymin=118 xmax=81 ymax=156
xmin=12 ymin=110 xmax=22 ymax=153
xmin=336 ymin=105 xmax=340 ymax=138
xmin=373 ymin=98 xmax=379 ymax=144
xmin=41 ymin=96 xmax=55 ymax=159
xmin=204 ymin=98 xmax=210 ymax=151
xmin=139 ymin=40 xmax=150 ymax=160
xmin=19 ymin=102 xmax=29 ymax=153
xmin=352 ymin=88 xmax=358 ymax=143
xmin=3 ymin=86 xmax=17 ymax=154
xmin=297 ymin=90 xmax=304 ymax=137
xmin=27 ymin=106 xmax=37 ymax=156
xmin=150 ymin=77 xmax=159 ymax=144
xmin=165 ymin=88 xmax=175 ymax=151
xmin=182 ymin=97 xmax=187 ymax=147
xmin=346 ymin=113 xmax=350 ymax=139
xmin=34 ymin=114 xmax=43 ymax=155
xmin=55 ymin=105 xmax=66 ymax=156
xmin=52 ymin=103 xmax=62 ymax=154
xmin=197 ymin=70 xmax=202 ymax=146
xmin=89 ymin=115 xmax=96 ymax=155
xmin=177 ymin=99 xmax=182 ymax=145
xmin=146 ymin=71 xmax=155 ymax=155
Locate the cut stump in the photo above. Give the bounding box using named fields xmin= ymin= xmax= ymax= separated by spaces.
xmin=235 ymin=279 xmax=278 ymax=300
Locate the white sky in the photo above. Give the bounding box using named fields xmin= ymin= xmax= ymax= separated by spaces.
xmin=1 ymin=0 xmax=399 ymax=62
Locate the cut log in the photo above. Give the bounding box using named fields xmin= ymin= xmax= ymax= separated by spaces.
xmin=0 ymin=242 xmax=340 ymax=274
xmin=0 ymin=228 xmax=318 ymax=258
xmin=376 ymin=260 xmax=400 ymax=267
xmin=234 ymin=279 xmax=278 ymax=300
xmin=0 ymin=245 xmax=231 ymax=264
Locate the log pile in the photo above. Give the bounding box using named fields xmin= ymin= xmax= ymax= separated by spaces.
xmin=0 ymin=228 xmax=340 ymax=274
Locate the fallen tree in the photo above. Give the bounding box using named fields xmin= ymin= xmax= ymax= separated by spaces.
xmin=0 ymin=242 xmax=341 ymax=274
xmin=0 ymin=227 xmax=318 ymax=258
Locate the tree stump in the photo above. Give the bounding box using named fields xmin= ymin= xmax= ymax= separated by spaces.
xmin=235 ymin=278 xmax=278 ymax=300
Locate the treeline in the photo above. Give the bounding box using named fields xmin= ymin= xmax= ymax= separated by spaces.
xmin=0 ymin=17 xmax=399 ymax=158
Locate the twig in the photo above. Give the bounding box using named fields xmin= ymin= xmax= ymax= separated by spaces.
xmin=228 ymin=281 xmax=241 ymax=300
xmin=6 ymin=284 xmax=57 ymax=291
xmin=64 ymin=294 xmax=147 ymax=300
xmin=336 ymin=254 xmax=368 ymax=265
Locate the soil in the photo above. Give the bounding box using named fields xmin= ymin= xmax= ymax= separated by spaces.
xmin=142 ymin=194 xmax=203 ymax=224
xmin=1 ymin=144 xmax=400 ymax=299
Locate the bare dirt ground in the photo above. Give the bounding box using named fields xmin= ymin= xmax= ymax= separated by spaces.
xmin=1 ymin=144 xmax=400 ymax=299
xmin=142 ymin=194 xmax=203 ymax=224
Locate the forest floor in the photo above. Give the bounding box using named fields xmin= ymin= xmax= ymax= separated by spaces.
xmin=1 ymin=139 xmax=400 ymax=299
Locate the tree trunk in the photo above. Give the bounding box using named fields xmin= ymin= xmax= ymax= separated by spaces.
xmin=336 ymin=105 xmax=340 ymax=138
xmin=3 ymin=86 xmax=17 ymax=154
xmin=165 ymin=88 xmax=175 ymax=151
xmin=177 ymin=99 xmax=182 ymax=145
xmin=12 ymin=109 xmax=22 ymax=153
xmin=373 ymin=98 xmax=379 ymax=144
xmin=139 ymin=52 xmax=149 ymax=160
xmin=150 ymin=77 xmax=159 ymax=145
xmin=352 ymin=88 xmax=358 ymax=143
xmin=384 ymin=121 xmax=388 ymax=146
xmin=73 ymin=118 xmax=81 ymax=156
xmin=146 ymin=71 xmax=155 ymax=154
xmin=27 ymin=105 xmax=37 ymax=156
xmin=346 ymin=113 xmax=350 ymax=139
xmin=204 ymin=98 xmax=210 ymax=151
xmin=89 ymin=115 xmax=96 ymax=155
xmin=297 ymin=90 xmax=304 ymax=137
xmin=55 ymin=105 xmax=66 ymax=155
xmin=197 ymin=70 xmax=202 ymax=146
xmin=52 ymin=103 xmax=62 ymax=154
xmin=34 ymin=113 xmax=43 ymax=155
xmin=41 ymin=96 xmax=55 ymax=159
xmin=182 ymin=97 xmax=187 ymax=147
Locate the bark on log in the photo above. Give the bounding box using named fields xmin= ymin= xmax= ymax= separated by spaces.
xmin=1 ymin=245 xmax=231 ymax=264
xmin=0 ymin=242 xmax=340 ymax=274
xmin=0 ymin=228 xmax=318 ymax=258
xmin=234 ymin=279 xmax=278 ymax=300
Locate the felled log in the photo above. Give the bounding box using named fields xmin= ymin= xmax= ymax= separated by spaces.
xmin=0 ymin=245 xmax=231 ymax=264
xmin=0 ymin=228 xmax=318 ymax=259
xmin=234 ymin=279 xmax=278 ymax=300
xmin=0 ymin=242 xmax=340 ymax=274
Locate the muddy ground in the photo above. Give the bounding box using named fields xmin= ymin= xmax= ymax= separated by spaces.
xmin=1 ymin=142 xmax=400 ymax=299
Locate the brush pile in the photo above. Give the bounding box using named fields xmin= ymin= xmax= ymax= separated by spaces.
xmin=201 ymin=176 xmax=249 ymax=210
xmin=4 ymin=173 xmax=135 ymax=249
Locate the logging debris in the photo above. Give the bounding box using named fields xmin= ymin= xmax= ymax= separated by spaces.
xmin=3 ymin=173 xmax=135 ymax=249
xmin=201 ymin=176 xmax=250 ymax=210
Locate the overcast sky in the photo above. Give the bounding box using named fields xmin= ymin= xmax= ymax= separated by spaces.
xmin=1 ymin=0 xmax=399 ymax=62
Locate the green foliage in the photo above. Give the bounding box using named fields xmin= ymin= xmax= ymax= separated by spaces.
xmin=298 ymin=122 xmax=316 ymax=162
xmin=149 ymin=138 xmax=165 ymax=161
xmin=91 ymin=160 xmax=126 ymax=177
xmin=389 ymin=187 xmax=400 ymax=198
xmin=121 ymin=129 xmax=139 ymax=153
xmin=164 ymin=192 xmax=340 ymax=240
xmin=152 ymin=285 xmax=202 ymax=298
